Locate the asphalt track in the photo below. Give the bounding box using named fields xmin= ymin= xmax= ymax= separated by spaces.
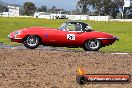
xmin=0 ymin=42 xmax=79 ymax=52
xmin=0 ymin=42 xmax=130 ymax=54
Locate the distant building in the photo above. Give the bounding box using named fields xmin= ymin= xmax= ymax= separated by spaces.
xmin=124 ymin=0 xmax=131 ymax=7
xmin=2 ymin=12 xmax=9 ymax=17
xmin=8 ymin=6 xmax=19 ymax=17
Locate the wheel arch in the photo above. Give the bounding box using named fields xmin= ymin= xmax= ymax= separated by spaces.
xmin=23 ymin=35 xmax=42 ymax=44
xmin=83 ymin=38 xmax=103 ymax=47
xmin=83 ymin=38 xmax=103 ymax=51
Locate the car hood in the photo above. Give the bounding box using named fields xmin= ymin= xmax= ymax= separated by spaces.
xmin=21 ymin=27 xmax=57 ymax=31
xmin=89 ymin=31 xmax=114 ymax=38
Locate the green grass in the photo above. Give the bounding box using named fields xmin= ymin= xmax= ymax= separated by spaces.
xmin=0 ymin=17 xmax=132 ymax=52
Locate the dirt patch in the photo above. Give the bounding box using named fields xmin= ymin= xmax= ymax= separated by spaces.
xmin=0 ymin=48 xmax=132 ymax=88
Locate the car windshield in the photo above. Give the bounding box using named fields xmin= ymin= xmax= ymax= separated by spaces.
xmin=58 ymin=23 xmax=67 ymax=30
xmin=85 ymin=25 xmax=93 ymax=31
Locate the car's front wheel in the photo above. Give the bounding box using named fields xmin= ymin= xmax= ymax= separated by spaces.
xmin=23 ymin=35 xmax=40 ymax=49
xmin=83 ymin=39 xmax=101 ymax=51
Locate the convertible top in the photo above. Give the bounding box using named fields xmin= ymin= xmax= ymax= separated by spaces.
xmin=65 ymin=21 xmax=88 ymax=25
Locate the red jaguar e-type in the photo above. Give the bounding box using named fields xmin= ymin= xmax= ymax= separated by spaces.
xmin=8 ymin=21 xmax=119 ymax=51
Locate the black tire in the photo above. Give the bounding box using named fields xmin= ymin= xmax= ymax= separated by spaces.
xmin=76 ymin=76 xmax=87 ymax=85
xmin=83 ymin=39 xmax=101 ymax=51
xmin=23 ymin=36 xmax=40 ymax=49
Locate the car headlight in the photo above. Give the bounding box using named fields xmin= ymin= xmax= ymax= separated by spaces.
xmin=15 ymin=30 xmax=21 ymax=35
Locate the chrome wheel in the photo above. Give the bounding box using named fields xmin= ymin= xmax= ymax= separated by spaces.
xmin=27 ymin=36 xmax=38 ymax=47
xmin=83 ymin=39 xmax=101 ymax=51
xmin=88 ymin=40 xmax=100 ymax=50
xmin=23 ymin=36 xmax=40 ymax=49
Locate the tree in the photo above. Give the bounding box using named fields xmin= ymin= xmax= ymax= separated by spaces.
xmin=37 ymin=6 xmax=47 ymax=12
xmin=51 ymin=6 xmax=56 ymax=13
xmin=77 ymin=0 xmax=89 ymax=14
xmin=0 ymin=4 xmax=8 ymax=13
xmin=23 ymin=2 xmax=36 ymax=16
xmin=77 ymin=0 xmax=124 ymax=18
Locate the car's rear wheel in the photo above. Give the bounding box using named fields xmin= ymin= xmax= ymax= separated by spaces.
xmin=83 ymin=39 xmax=101 ymax=51
xmin=23 ymin=35 xmax=40 ymax=49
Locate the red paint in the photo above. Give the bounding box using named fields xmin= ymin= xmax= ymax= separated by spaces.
xmin=8 ymin=26 xmax=119 ymax=47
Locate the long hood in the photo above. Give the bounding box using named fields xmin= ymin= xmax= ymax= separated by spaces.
xmin=88 ymin=31 xmax=114 ymax=38
xmin=22 ymin=27 xmax=57 ymax=31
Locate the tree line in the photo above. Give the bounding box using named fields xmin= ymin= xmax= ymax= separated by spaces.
xmin=0 ymin=2 xmax=60 ymax=16
xmin=77 ymin=0 xmax=125 ymax=18
xmin=0 ymin=1 xmax=132 ymax=18
xmin=0 ymin=4 xmax=8 ymax=13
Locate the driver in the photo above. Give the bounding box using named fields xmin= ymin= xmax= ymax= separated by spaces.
xmin=66 ymin=24 xmax=71 ymax=31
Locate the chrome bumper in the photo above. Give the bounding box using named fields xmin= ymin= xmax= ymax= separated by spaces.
xmin=97 ymin=36 xmax=119 ymax=41
xmin=8 ymin=34 xmax=23 ymax=40
xmin=114 ymin=36 xmax=119 ymax=41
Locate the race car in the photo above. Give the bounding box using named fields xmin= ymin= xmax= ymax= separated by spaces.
xmin=8 ymin=21 xmax=119 ymax=51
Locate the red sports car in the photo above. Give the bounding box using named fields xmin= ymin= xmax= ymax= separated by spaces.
xmin=8 ymin=21 xmax=119 ymax=51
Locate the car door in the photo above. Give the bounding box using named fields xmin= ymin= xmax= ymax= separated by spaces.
xmin=44 ymin=22 xmax=84 ymax=47
xmin=49 ymin=30 xmax=83 ymax=47
xmin=44 ymin=23 xmax=78 ymax=46
xmin=63 ymin=22 xmax=84 ymax=46
xmin=42 ymin=29 xmax=68 ymax=46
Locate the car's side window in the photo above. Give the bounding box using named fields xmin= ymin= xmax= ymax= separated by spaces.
xmin=66 ymin=23 xmax=82 ymax=32
xmin=67 ymin=23 xmax=76 ymax=31
xmin=75 ymin=23 xmax=82 ymax=31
